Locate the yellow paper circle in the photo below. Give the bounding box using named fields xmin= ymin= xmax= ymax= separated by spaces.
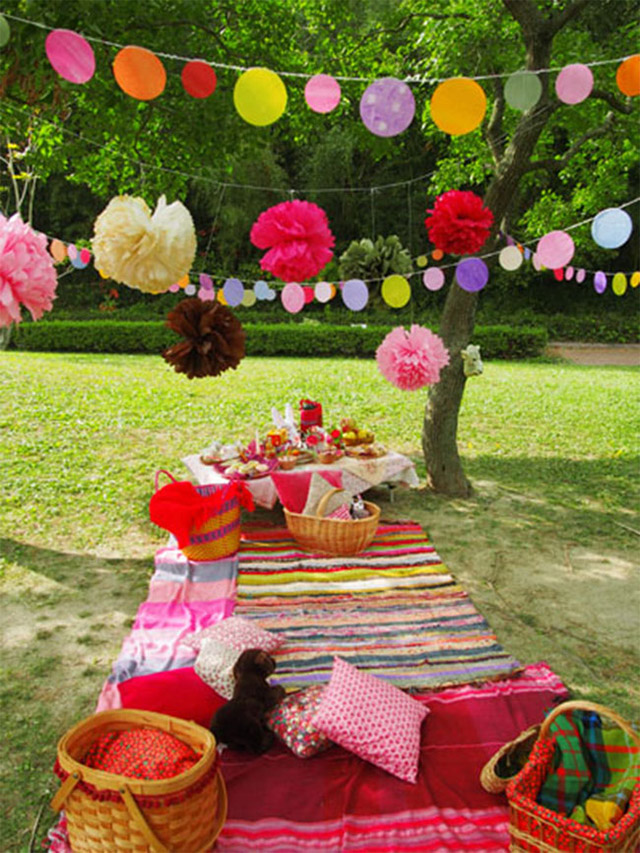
xmin=430 ymin=78 xmax=487 ymax=135
xmin=329 ymin=283 xmax=336 ymax=299
xmin=612 ymin=273 xmax=627 ymax=296
xmin=630 ymin=272 xmax=640 ymax=288
xmin=233 ymin=68 xmax=287 ymax=126
xmin=381 ymin=274 xmax=411 ymax=308
xmin=98 ymin=268 xmax=110 ymax=279
xmin=217 ymin=289 xmax=228 ymax=305
xmin=241 ymin=289 xmax=257 ymax=307
xmin=177 ymin=274 xmax=190 ymax=289
xmin=417 ymin=255 xmax=428 ymax=267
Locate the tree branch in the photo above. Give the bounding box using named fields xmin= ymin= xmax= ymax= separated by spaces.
xmin=522 ymin=112 xmax=616 ymax=174
xmin=125 ymin=19 xmax=243 ymax=60
xmin=547 ymin=0 xmax=591 ymax=37
xmin=590 ymin=87 xmax=634 ymax=114
xmin=485 ymin=76 xmax=506 ymax=165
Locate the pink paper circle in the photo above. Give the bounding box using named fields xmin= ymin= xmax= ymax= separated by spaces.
xmin=360 ymin=77 xmax=415 ymax=137
xmin=555 ymin=64 xmax=593 ymax=105
xmin=199 ymin=273 xmax=213 ymax=289
xmin=282 ymin=282 xmax=305 ymax=313
xmin=341 ymin=278 xmax=369 ymax=311
xmin=169 ymin=283 xmax=180 ymax=293
xmin=198 ymin=287 xmax=215 ymax=301
xmin=576 ymin=268 xmax=586 ymax=283
xmin=536 ymin=231 xmax=575 ymax=269
xmin=223 ymin=277 xmax=244 ymax=307
xmin=423 ymin=267 xmax=445 ymax=291
xmin=314 ymin=281 xmax=332 ymax=303
xmin=565 ymin=265 xmax=574 ymax=281
xmin=66 ymin=243 xmax=78 ymax=261
xmin=46 ymin=29 xmax=95 ymax=84
xmin=593 ymin=271 xmax=607 ymax=294
xmin=455 ymin=258 xmax=489 ymax=292
xmin=79 ymin=247 xmax=91 ymax=264
xmin=305 ymin=74 xmax=341 ymax=114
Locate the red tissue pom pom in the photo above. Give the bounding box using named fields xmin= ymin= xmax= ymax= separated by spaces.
xmin=250 ymin=200 xmax=335 ymax=283
xmin=424 ymin=190 xmax=494 ymax=256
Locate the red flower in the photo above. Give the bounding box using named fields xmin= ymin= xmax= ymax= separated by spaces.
xmin=424 ymin=191 xmax=494 ymax=255
xmin=306 ymin=434 xmax=320 ymax=446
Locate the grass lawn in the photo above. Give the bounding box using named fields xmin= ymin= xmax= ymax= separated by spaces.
xmin=1 ymin=351 xmax=639 ymax=850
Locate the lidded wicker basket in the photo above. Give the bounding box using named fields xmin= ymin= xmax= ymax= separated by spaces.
xmin=284 ymin=487 xmax=380 ymax=556
xmin=50 ymin=708 xmax=227 ymax=853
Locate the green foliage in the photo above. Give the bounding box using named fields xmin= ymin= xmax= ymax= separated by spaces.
xmin=12 ymin=320 xmax=179 ymax=353
xmin=338 ymin=234 xmax=413 ymax=282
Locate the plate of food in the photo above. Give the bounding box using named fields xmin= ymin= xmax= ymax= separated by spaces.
xmin=214 ymin=457 xmax=279 ymax=481
xmin=344 ymin=443 xmax=387 ymax=459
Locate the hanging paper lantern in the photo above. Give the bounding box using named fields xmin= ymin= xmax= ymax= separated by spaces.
xmin=223 ymin=278 xmax=244 ymax=307
xmin=616 ymin=55 xmax=640 ymax=97
xmin=250 ymin=200 xmax=334 ymax=283
xmin=305 ymin=74 xmax=341 ymax=114
xmin=359 ymin=77 xmax=415 ymax=137
xmin=341 ymin=278 xmax=369 ymax=311
xmin=45 ymin=29 xmax=95 ymax=84
xmin=591 ymin=208 xmax=633 ymax=249
xmin=430 ymin=78 xmax=486 ymax=135
xmin=425 ymin=191 xmax=494 ymax=255
xmin=455 ymin=258 xmax=489 ymax=292
xmin=536 ymin=230 xmax=575 ymax=269
xmin=162 ymin=298 xmax=245 ymax=379
xmin=181 ymin=60 xmax=217 ymax=98
xmin=504 ymin=71 xmax=542 ymax=111
xmin=0 ymin=213 xmax=58 ymax=327
xmin=555 ymin=63 xmax=593 ymax=104
xmin=381 ymin=274 xmax=411 ymax=307
xmin=376 ymin=325 xmax=450 ymax=391
xmin=233 ymin=68 xmax=287 ymax=126
xmin=113 ymin=46 xmax=166 ymax=100
xmin=281 ymin=282 xmax=305 ymax=313
xmin=92 ymin=195 xmax=196 ymax=293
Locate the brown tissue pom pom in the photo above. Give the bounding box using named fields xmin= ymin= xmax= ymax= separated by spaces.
xmin=162 ymin=298 xmax=246 ymax=379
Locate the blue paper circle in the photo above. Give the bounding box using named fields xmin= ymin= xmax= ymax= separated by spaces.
xmin=265 ymin=288 xmax=276 ymax=301
xmin=341 ymin=278 xmax=369 ymax=311
xmin=253 ymin=280 xmax=268 ymax=299
xmin=591 ymin=208 xmax=633 ymax=249
xmin=70 ymin=254 xmax=88 ymax=269
xmin=455 ymin=258 xmax=489 ymax=292
xmin=223 ymin=277 xmax=244 ymax=306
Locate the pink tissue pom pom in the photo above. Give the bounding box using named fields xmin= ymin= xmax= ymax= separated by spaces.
xmin=0 ymin=213 xmax=58 ymax=328
xmin=250 ymin=200 xmax=335 ymax=283
xmin=376 ymin=325 xmax=450 ymax=391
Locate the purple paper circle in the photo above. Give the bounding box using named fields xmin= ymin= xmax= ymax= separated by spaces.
xmin=536 ymin=230 xmax=575 ymax=269
xmin=576 ymin=268 xmax=586 ymax=283
xmin=199 ymin=273 xmax=213 ymax=289
xmin=305 ymin=74 xmax=341 ymax=114
xmin=455 ymin=258 xmax=489 ymax=292
xmin=341 ymin=278 xmax=369 ymax=311
xmin=66 ymin=243 xmax=78 ymax=261
xmin=282 ymin=282 xmax=305 ymax=313
xmin=45 ymin=29 xmax=95 ymax=84
xmin=555 ymin=63 xmax=593 ymax=105
xmin=593 ymin=271 xmax=607 ymax=294
xmin=423 ymin=267 xmax=445 ymax=291
xmin=359 ymin=77 xmax=415 ymax=137
xmin=524 ymin=247 xmax=532 ymax=260
xmin=223 ymin=277 xmax=244 ymax=306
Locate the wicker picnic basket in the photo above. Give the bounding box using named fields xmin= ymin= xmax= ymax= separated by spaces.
xmin=480 ymin=724 xmax=541 ymax=794
xmin=51 ymin=709 xmax=227 ymax=853
xmin=506 ymin=701 xmax=640 ymax=853
xmin=284 ymin=487 xmax=380 ymax=556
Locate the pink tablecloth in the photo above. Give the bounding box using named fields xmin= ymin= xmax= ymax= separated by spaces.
xmin=182 ymin=450 xmax=420 ymax=509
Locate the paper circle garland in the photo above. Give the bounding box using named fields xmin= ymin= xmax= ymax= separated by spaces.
xmin=612 ymin=273 xmax=627 ymax=296
xmin=616 ymin=55 xmax=640 ymax=97
xmin=430 ymin=78 xmax=486 ymax=135
xmin=49 ymin=239 xmax=67 ymax=263
xmin=553 ymin=268 xmax=564 ymax=282
xmin=565 ymin=266 xmax=574 ymax=280
xmin=576 ymin=268 xmax=586 ymax=283
xmin=499 ymin=245 xmax=523 ymax=271
xmin=536 ymin=230 xmax=575 ymax=269
xmin=303 ymin=285 xmax=315 ymax=304
xmin=71 ymin=252 xmax=89 ymax=270
xmin=504 ymin=71 xmax=542 ymax=111
xmin=113 ymin=46 xmax=166 ymax=100
xmin=593 ymin=271 xmax=607 ymax=293
xmin=381 ymin=275 xmax=411 ymax=307
xmin=305 ymin=74 xmax=341 ymax=113
xmin=199 ymin=287 xmax=215 ymax=301
xmin=314 ymin=281 xmax=333 ymax=303
xmin=184 ymin=283 xmax=197 ymax=296
xmin=282 ymin=282 xmax=305 ymax=313
xmin=254 ymin=280 xmax=269 ymax=300
xmin=66 ymin=243 xmax=78 ymax=261
xmin=182 ymin=60 xmax=217 ymax=98
xmin=265 ymin=287 xmax=277 ymax=301
xmin=242 ymin=289 xmax=257 ymax=307
xmin=169 ymin=283 xmax=180 ymax=293
xmin=0 ymin=15 xmax=10 ymax=48
xmin=555 ymin=63 xmax=593 ymax=105
xmin=234 ymin=68 xmax=287 ymax=126
xmin=591 ymin=208 xmax=633 ymax=249
xmin=455 ymin=258 xmax=489 ymax=292
xmin=631 ymin=272 xmax=640 ymax=288
xmin=223 ymin=278 xmax=244 ymax=306
xmin=422 ymin=267 xmax=445 ymax=291
xmin=341 ymin=278 xmax=369 ymax=311
xmin=199 ymin=273 xmax=213 ymax=290
xmin=45 ymin=29 xmax=95 ymax=84
xmin=359 ymin=77 xmax=415 ymax=137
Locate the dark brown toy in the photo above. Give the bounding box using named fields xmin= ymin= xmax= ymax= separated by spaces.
xmin=210 ymin=649 xmax=285 ymax=754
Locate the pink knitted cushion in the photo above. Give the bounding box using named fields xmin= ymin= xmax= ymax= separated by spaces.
xmin=310 ymin=657 xmax=429 ymax=783
xmin=182 ymin=615 xmax=281 ymax=654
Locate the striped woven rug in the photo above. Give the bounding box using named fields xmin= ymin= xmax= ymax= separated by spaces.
xmin=236 ymin=521 xmax=520 ymax=693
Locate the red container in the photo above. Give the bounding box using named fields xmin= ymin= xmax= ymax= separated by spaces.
xmin=300 ymin=399 xmax=323 ymax=432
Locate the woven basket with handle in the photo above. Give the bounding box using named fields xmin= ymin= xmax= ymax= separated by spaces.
xmin=284 ymin=487 xmax=380 ymax=556
xmin=506 ymin=700 xmax=640 ymax=853
xmin=480 ymin=724 xmax=541 ymax=794
xmin=50 ymin=709 xmax=227 ymax=853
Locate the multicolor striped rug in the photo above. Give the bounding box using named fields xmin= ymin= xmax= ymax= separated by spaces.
xmin=236 ymin=521 xmax=521 ymax=693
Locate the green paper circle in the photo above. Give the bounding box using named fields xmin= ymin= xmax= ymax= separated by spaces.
xmin=0 ymin=15 xmax=11 ymax=48
xmin=504 ymin=71 xmax=542 ymax=111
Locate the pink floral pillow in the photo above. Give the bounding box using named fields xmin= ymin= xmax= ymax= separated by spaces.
xmin=182 ymin=616 xmax=281 ymax=654
xmin=310 ymin=657 xmax=429 ymax=783
xmin=266 ymin=686 xmax=332 ymax=758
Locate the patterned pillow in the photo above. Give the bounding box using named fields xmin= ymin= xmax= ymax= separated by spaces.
xmin=194 ymin=637 xmax=241 ymax=699
xmin=266 ymin=686 xmax=333 ymax=758
xmin=310 ymin=657 xmax=429 ymax=783
xmin=83 ymin=728 xmax=199 ymax=779
xmin=182 ymin=615 xmax=281 ymax=654
xmin=301 ymin=474 xmax=347 ymax=517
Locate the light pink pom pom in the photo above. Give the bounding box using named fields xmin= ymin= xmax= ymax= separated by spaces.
xmin=376 ymin=324 xmax=450 ymax=391
xmin=250 ymin=199 xmax=335 ymax=283
xmin=0 ymin=213 xmax=58 ymax=327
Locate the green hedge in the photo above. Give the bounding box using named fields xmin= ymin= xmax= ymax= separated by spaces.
xmin=11 ymin=320 xmax=548 ymax=359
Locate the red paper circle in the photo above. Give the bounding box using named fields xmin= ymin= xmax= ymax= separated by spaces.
xmin=181 ymin=61 xmax=217 ymax=99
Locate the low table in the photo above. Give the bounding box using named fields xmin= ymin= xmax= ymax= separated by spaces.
xmin=182 ymin=450 xmax=420 ymax=510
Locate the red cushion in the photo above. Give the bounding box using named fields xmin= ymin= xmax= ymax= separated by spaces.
xmin=117 ymin=667 xmax=227 ymax=728
xmin=83 ymin=728 xmax=198 ymax=779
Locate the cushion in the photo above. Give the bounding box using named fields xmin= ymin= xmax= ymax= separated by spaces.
xmin=301 ymin=474 xmax=347 ymax=517
xmin=310 ymin=657 xmax=429 ymax=783
xmin=271 ymin=469 xmax=343 ymax=514
xmin=266 ymin=686 xmax=333 ymax=758
xmin=182 ymin=615 xmax=282 ymax=655
xmin=194 ymin=637 xmax=241 ymax=699
xmin=117 ymin=667 xmax=227 ymax=729
xmin=83 ymin=728 xmax=199 ymax=779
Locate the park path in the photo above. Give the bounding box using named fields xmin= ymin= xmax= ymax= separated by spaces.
xmin=546 ymin=342 xmax=639 ymax=366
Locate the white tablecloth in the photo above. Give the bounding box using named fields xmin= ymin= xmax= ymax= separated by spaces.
xmin=182 ymin=450 xmax=420 ymax=510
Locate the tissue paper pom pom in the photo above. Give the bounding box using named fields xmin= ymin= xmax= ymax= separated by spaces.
xmin=250 ymin=200 xmax=335 ymax=283
xmin=425 ymin=191 xmax=493 ymax=255
xmin=163 ymin=298 xmax=246 ymax=379
xmin=376 ymin=325 xmax=449 ymax=391
xmin=0 ymin=213 xmax=57 ymax=328
xmin=92 ymin=195 xmax=196 ymax=293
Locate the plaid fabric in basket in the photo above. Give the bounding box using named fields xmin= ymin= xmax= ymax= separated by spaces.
xmin=326 ymin=503 xmax=352 ymax=520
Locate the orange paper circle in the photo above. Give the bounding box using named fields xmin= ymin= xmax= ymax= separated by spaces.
xmin=113 ymin=46 xmax=166 ymax=101
xmin=49 ymin=238 xmax=67 ymax=262
xmin=616 ymin=55 xmax=640 ymax=97
xmin=430 ymin=78 xmax=487 ymax=135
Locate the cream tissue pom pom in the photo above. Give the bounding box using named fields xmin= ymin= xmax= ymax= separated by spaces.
xmin=92 ymin=195 xmax=196 ymax=293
